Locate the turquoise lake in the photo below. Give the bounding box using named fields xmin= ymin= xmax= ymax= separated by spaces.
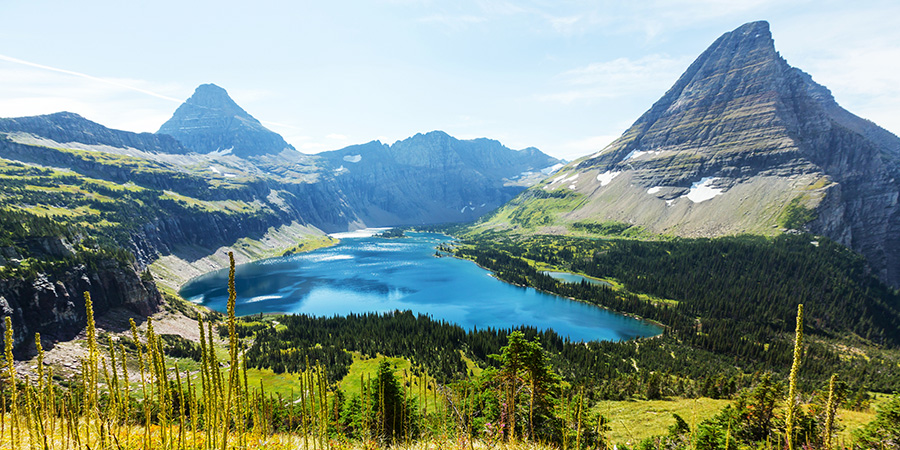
xmin=179 ymin=231 xmax=662 ymax=342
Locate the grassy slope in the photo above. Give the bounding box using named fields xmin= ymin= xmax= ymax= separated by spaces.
xmin=595 ymin=397 xmax=879 ymax=446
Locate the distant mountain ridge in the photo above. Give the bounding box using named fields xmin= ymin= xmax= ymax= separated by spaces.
xmin=157 ymin=83 xmax=295 ymax=157
xmin=0 ymin=111 xmax=189 ymax=154
xmin=318 ymin=131 xmax=560 ymax=224
xmin=478 ymin=20 xmax=900 ymax=287
xmin=0 ymin=83 xmax=560 ymax=235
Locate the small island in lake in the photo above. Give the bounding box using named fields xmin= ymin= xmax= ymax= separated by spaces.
xmin=377 ymin=228 xmax=406 ymax=238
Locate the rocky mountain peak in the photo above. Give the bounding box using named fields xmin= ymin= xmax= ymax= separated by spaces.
xmin=182 ymin=83 xmax=252 ymax=116
xmin=157 ymin=84 xmax=294 ymax=158
xmin=483 ymin=20 xmax=900 ymax=288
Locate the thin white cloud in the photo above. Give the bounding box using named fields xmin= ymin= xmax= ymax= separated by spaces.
xmin=473 ymin=0 xmax=786 ymax=38
xmin=538 ymin=54 xmax=691 ymax=104
xmin=0 ymin=54 xmax=182 ymax=104
xmin=326 ymin=133 xmax=349 ymax=140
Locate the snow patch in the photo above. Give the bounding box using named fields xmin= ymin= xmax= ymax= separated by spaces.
xmin=624 ymin=150 xmax=661 ymax=161
xmin=223 ymin=173 xmax=237 ymax=178
xmin=343 ymin=154 xmax=362 ymax=163
xmin=665 ymin=199 xmax=675 ymax=207
xmin=596 ymin=170 xmax=621 ymax=186
xmin=685 ymin=177 xmax=723 ymax=203
xmin=647 ymin=186 xmax=662 ymax=195
xmin=568 ymin=184 xmax=577 ymax=190
xmin=549 ymin=172 xmax=579 ymax=186
xmin=334 ymin=165 xmax=348 ymax=174
xmin=541 ymin=163 xmax=564 ymax=175
xmin=208 ymin=166 xmax=221 ymax=174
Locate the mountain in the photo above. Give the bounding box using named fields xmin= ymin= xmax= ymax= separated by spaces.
xmin=478 ymin=20 xmax=900 ymax=287
xmin=157 ymin=83 xmax=294 ymax=157
xmin=0 ymin=111 xmax=189 ymax=154
xmin=156 ymin=83 xmax=560 ymax=226
xmin=317 ymin=131 xmax=561 ymax=225
xmin=0 ymin=91 xmax=558 ymax=349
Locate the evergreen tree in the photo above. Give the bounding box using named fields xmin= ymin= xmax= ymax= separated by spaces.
xmin=853 ymin=393 xmax=900 ymax=449
xmin=371 ymin=359 xmax=417 ymax=444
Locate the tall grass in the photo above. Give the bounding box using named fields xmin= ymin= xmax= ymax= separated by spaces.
xmin=0 ymin=265 xmax=870 ymax=449
xmin=0 ymin=253 xmax=342 ymax=450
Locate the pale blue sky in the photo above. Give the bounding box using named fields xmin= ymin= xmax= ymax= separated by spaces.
xmin=1 ymin=0 xmax=898 ymax=160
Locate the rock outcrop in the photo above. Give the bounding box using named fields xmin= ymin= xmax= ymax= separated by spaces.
xmin=0 ymin=250 xmax=161 ymax=355
xmin=157 ymin=84 xmax=294 ymax=157
xmin=482 ymin=21 xmax=900 ymax=287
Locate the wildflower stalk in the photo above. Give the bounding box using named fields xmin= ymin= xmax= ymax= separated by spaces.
xmin=83 ymin=291 xmax=100 ymax=449
xmin=221 ymin=251 xmax=238 ymax=450
xmin=824 ymin=374 xmax=837 ymax=450
xmin=130 ymin=317 xmax=151 ymax=450
xmin=6 ymin=316 xmax=20 ymax=450
xmin=785 ymin=303 xmax=804 ymax=450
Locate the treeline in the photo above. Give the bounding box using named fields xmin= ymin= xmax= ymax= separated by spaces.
xmin=571 ymin=235 xmax=900 ymax=346
xmin=243 ymin=308 xmax=900 ymax=400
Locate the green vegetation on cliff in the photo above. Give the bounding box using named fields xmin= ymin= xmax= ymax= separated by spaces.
xmin=0 ymin=157 xmax=278 ymax=279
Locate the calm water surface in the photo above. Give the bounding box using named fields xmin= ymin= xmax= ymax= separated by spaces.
xmin=180 ymin=232 xmax=661 ymax=342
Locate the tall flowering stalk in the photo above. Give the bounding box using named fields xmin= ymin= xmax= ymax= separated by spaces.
xmin=785 ymin=303 xmax=804 ymax=450
xmin=824 ymin=374 xmax=838 ymax=450
xmin=82 ymin=291 xmax=101 ymax=448
xmin=4 ymin=316 xmax=18 ymax=450
xmin=221 ymin=251 xmax=239 ymax=450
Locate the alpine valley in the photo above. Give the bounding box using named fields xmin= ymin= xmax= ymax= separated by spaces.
xmin=0 ymin=84 xmax=559 ymax=346
xmin=1 ymin=19 xmax=900 ymax=450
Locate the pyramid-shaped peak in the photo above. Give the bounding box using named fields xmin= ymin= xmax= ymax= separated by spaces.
xmin=181 ymin=83 xmax=254 ymax=119
xmin=697 ymin=20 xmax=778 ymax=67
xmin=156 ymin=83 xmax=292 ymax=157
xmin=727 ymin=20 xmax=772 ymax=42
xmin=536 ymin=20 xmax=900 ymax=288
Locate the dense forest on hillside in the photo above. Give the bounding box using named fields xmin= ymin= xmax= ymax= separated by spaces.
xmin=442 ymin=232 xmax=900 ymax=392
xmin=245 ymin=306 xmax=900 ymax=402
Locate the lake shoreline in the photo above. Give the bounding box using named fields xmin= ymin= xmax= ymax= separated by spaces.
xmin=150 ymin=221 xmax=339 ymax=295
xmin=446 ymin=252 xmax=666 ymax=338
xmin=181 ymin=232 xmax=660 ymax=343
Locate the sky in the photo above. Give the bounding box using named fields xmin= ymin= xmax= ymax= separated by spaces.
xmin=0 ymin=0 xmax=898 ymax=161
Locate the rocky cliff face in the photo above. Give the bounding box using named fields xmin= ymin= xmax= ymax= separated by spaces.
xmin=157 ymin=84 xmax=294 ymax=157
xmin=482 ymin=21 xmax=900 ymax=287
xmin=317 ymin=131 xmax=560 ymax=225
xmin=0 ymin=243 xmax=160 ymax=354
